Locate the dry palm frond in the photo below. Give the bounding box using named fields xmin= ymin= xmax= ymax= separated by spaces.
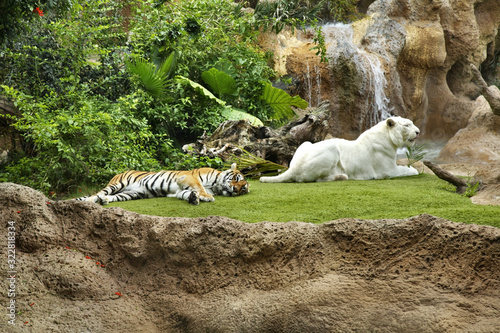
xmin=224 ymin=147 xmax=287 ymax=179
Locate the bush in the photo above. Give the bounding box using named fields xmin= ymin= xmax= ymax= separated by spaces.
xmin=0 ymin=0 xmax=72 ymax=47
xmin=0 ymin=0 xmax=310 ymax=195
xmin=129 ymin=0 xmax=277 ymax=130
xmin=0 ymin=0 xmax=159 ymax=194
xmin=0 ymin=86 xmax=160 ymax=194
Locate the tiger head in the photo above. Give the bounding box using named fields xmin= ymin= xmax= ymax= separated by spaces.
xmin=220 ymin=163 xmax=249 ymax=197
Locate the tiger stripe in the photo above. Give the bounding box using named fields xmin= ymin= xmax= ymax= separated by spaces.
xmin=75 ymin=163 xmax=248 ymax=205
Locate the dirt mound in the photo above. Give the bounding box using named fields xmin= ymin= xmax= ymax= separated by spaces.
xmin=1 ymin=182 xmax=499 ymax=332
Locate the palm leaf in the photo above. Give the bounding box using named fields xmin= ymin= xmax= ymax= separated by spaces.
xmin=406 ymin=142 xmax=428 ymax=167
xmin=261 ymin=82 xmax=308 ymax=122
xmin=225 ymin=147 xmax=287 ymax=179
xmin=221 ymin=107 xmax=264 ymax=127
xmin=126 ymin=56 xmax=166 ymax=98
xmin=126 ymin=51 xmax=178 ymax=98
xmin=157 ymin=50 xmax=178 ymax=80
xmin=201 ymin=68 xmax=237 ymax=97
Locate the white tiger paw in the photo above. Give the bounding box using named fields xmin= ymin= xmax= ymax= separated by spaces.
xmin=334 ymin=174 xmax=348 ymax=181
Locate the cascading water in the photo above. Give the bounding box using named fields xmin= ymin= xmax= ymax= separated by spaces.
xmin=303 ymin=62 xmax=322 ymax=107
xmin=321 ymin=23 xmax=391 ymax=128
xmin=303 ymin=62 xmax=312 ymax=106
xmin=361 ymin=50 xmax=391 ymax=125
xmin=314 ymin=64 xmax=322 ymax=106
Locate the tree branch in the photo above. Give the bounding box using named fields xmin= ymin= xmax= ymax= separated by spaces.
xmin=423 ymin=160 xmax=482 ymax=194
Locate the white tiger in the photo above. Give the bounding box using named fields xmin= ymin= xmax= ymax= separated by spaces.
xmin=260 ymin=117 xmax=420 ymax=183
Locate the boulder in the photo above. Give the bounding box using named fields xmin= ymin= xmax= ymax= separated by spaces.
xmin=439 ymin=96 xmax=500 ymax=164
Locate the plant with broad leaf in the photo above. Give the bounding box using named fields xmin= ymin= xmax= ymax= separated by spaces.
xmin=261 ymin=82 xmax=308 ymax=124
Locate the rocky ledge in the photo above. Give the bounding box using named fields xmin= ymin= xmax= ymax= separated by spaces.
xmin=1 ymin=182 xmax=499 ymax=332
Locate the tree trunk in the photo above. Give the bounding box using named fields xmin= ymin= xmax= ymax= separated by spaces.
xmin=183 ymin=103 xmax=334 ymax=166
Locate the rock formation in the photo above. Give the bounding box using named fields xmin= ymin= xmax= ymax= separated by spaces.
xmin=437 ymin=94 xmax=500 ymax=204
xmin=1 ymin=182 xmax=500 ymax=332
xmin=470 ymin=63 xmax=500 ymax=115
xmin=260 ymin=0 xmax=500 ymax=141
xmin=439 ymin=95 xmax=500 ymax=164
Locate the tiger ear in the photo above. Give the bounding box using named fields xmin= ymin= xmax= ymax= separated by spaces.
xmin=230 ymin=163 xmax=237 ymax=170
xmin=386 ymin=118 xmax=396 ymax=127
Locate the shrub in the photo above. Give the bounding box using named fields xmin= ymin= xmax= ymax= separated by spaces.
xmin=0 ymin=0 xmax=310 ymax=195
xmin=129 ymin=0 xmax=277 ymax=129
xmin=0 ymin=0 xmax=72 ymax=46
xmin=0 ymin=86 xmax=160 ymax=194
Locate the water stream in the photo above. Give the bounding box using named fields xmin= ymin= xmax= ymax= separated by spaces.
xmin=325 ymin=23 xmax=391 ymax=127
xmin=303 ymin=62 xmax=323 ymax=107
xmin=300 ymin=23 xmax=392 ymax=128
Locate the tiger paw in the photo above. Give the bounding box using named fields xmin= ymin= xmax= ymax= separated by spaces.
xmin=188 ymin=191 xmax=200 ymax=205
xmin=199 ymin=194 xmax=215 ymax=202
xmin=96 ymin=196 xmax=109 ymax=205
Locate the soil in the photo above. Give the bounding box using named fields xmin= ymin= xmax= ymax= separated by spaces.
xmin=1 ymin=182 xmax=499 ymax=332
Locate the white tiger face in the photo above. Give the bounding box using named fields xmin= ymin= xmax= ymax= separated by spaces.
xmin=387 ymin=117 xmax=420 ymax=147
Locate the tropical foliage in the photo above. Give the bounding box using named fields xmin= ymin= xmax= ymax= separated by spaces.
xmin=0 ymin=0 xmax=358 ymax=196
xmin=254 ymin=0 xmax=362 ymax=27
xmin=0 ymin=0 xmax=72 ymax=46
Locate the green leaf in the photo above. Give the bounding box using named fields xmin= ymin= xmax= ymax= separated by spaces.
xmin=221 ymin=107 xmax=264 ymax=127
xmin=126 ymin=51 xmax=178 ymax=98
xmin=175 ymin=75 xmax=226 ymax=106
xmin=406 ymin=142 xmax=428 ymax=167
xmin=157 ymin=50 xmax=178 ymax=80
xmin=261 ymin=82 xmax=307 ymax=122
xmin=201 ymin=68 xmax=237 ymax=97
xmin=225 ymin=147 xmax=287 ymax=179
xmin=126 ymin=56 xmax=166 ymax=98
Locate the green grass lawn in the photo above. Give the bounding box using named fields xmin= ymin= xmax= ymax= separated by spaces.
xmin=105 ymin=174 xmax=500 ymax=228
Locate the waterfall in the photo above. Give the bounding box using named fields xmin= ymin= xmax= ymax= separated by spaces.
xmin=304 ymin=62 xmax=312 ymax=106
xmin=361 ymin=50 xmax=391 ymax=125
xmin=322 ymin=23 xmax=391 ymax=127
xmin=314 ymin=64 xmax=322 ymax=106
xmin=303 ymin=62 xmax=322 ymax=107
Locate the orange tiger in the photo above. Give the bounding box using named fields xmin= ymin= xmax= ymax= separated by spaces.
xmin=76 ymin=163 xmax=249 ymax=205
